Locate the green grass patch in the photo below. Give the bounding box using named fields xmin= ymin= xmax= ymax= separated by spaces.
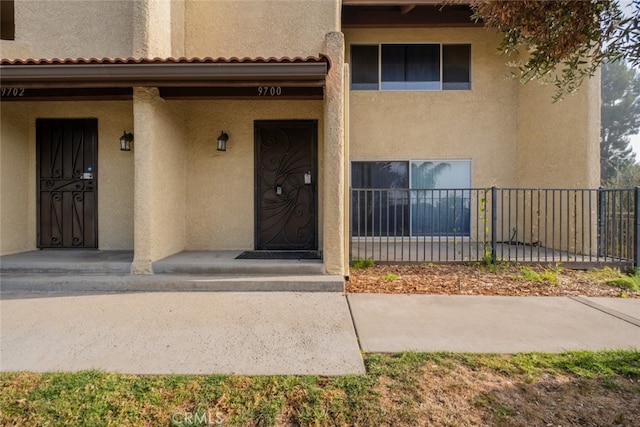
xmin=454 ymin=350 xmax=640 ymax=380
xmin=1 ymin=351 xmax=638 ymax=426
xmin=517 ymin=265 xmax=562 ymax=285
xmin=588 ymin=266 xmax=626 ymax=281
xmin=350 ymin=257 xmax=374 ymax=269
xmin=475 ymin=255 xmax=507 ymax=273
xmin=382 ymin=273 xmax=398 ymax=282
xmin=605 ymin=269 xmax=640 ymax=291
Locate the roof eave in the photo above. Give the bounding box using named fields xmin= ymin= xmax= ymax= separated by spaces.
xmin=0 ymin=62 xmax=329 ymax=88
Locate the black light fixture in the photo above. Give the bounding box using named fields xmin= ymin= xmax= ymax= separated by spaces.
xmin=217 ymin=131 xmax=229 ymax=151
xmin=120 ymin=131 xmax=133 ymax=151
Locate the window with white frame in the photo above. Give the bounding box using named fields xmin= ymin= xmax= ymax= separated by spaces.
xmin=350 ymin=44 xmax=471 ymax=91
xmin=351 ymin=160 xmax=471 ymax=236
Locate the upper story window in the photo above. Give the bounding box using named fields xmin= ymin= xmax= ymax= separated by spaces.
xmin=351 ymin=43 xmax=471 ymax=91
xmin=1 ymin=0 xmax=15 ymax=40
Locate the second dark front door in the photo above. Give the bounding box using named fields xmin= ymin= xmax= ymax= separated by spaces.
xmin=255 ymin=120 xmax=318 ymax=250
xmin=36 ymin=119 xmax=98 ymax=248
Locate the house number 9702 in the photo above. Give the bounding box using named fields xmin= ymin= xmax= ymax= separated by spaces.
xmin=1 ymin=88 xmax=25 ymax=97
xmin=257 ymin=86 xmax=282 ymax=96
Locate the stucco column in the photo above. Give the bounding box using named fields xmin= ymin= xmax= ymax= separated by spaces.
xmin=131 ymin=87 xmax=156 ymax=274
xmin=131 ymin=87 xmax=186 ymax=274
xmin=322 ymin=32 xmax=346 ymax=276
xmin=343 ymin=63 xmax=351 ymax=275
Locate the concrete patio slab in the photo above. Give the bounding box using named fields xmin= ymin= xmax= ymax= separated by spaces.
xmin=153 ymin=251 xmax=324 ymax=275
xmin=0 ymin=292 xmax=364 ymax=375
xmin=348 ymin=294 xmax=640 ymax=353
xmin=0 ymin=250 xmax=133 ymax=274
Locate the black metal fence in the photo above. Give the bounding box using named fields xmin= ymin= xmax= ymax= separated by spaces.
xmin=350 ymin=187 xmax=640 ymax=267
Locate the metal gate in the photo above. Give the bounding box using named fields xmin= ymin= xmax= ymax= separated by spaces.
xmin=36 ymin=119 xmax=98 ymax=248
xmin=254 ymin=120 xmax=318 ymax=250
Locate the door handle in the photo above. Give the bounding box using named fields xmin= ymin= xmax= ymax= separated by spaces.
xmin=304 ymin=171 xmax=312 ymax=184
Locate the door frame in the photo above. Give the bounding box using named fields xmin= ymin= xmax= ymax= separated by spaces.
xmin=36 ymin=118 xmax=99 ymax=248
xmin=254 ymin=119 xmax=318 ymax=250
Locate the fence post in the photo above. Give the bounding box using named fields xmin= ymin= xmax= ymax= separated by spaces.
xmin=348 ymin=187 xmax=352 ymax=267
xmin=597 ymin=188 xmax=604 ymax=258
xmin=491 ymin=186 xmax=497 ymax=265
xmin=634 ymin=187 xmax=640 ymax=268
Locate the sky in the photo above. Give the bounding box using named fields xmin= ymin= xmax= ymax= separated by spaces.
xmin=630 ymin=134 xmax=640 ymax=160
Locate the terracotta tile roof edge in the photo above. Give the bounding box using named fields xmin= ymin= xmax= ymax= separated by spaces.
xmin=0 ymin=55 xmax=330 ymax=66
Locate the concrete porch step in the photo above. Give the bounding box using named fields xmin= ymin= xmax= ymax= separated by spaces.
xmin=0 ymin=250 xmax=339 ymax=293
xmin=0 ymin=274 xmax=345 ymax=293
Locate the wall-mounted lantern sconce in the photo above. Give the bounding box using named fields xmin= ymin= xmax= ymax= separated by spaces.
xmin=120 ymin=131 xmax=133 ymax=151
xmin=217 ymin=131 xmax=229 ymax=151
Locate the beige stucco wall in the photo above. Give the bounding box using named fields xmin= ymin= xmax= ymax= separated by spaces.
xmin=133 ymin=0 xmax=173 ymax=58
xmin=132 ymin=88 xmax=187 ymax=274
xmin=171 ymin=0 xmax=186 ymax=57
xmin=183 ymin=100 xmax=324 ymax=251
xmin=345 ymin=28 xmax=519 ymax=188
xmin=185 ymin=0 xmax=340 ymax=58
xmin=0 ymin=101 xmax=134 ymax=255
xmin=1 ymin=0 xmax=134 ymax=59
xmin=0 ymin=107 xmax=34 ymax=255
xmin=345 ymin=27 xmax=600 ymax=191
xmin=515 ymin=73 xmax=601 ymax=251
xmin=516 ymin=72 xmax=601 ymax=189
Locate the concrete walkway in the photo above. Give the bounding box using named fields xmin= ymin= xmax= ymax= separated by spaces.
xmin=348 ymin=294 xmax=640 ymax=353
xmin=0 ymin=292 xmax=364 ymax=375
xmin=1 ymin=292 xmax=639 ymax=375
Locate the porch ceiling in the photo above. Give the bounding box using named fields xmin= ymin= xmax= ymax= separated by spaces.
xmin=0 ymin=56 xmax=330 ymax=101
xmin=342 ymin=0 xmax=470 ymax=4
xmin=342 ymin=1 xmax=477 ymax=28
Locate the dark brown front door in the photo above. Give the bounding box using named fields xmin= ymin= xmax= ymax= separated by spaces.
xmin=36 ymin=119 xmax=98 ymax=248
xmin=255 ymin=120 xmax=318 ymax=250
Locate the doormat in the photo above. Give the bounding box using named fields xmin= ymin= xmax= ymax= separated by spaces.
xmin=235 ymin=251 xmax=322 ymax=260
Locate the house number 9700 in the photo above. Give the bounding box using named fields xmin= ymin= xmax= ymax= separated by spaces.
xmin=257 ymin=86 xmax=282 ymax=96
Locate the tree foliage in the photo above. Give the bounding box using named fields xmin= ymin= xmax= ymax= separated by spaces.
xmin=470 ymin=0 xmax=640 ymax=97
xmin=601 ymin=60 xmax=640 ymax=186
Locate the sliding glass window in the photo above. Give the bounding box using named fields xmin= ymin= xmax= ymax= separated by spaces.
xmin=351 ymin=43 xmax=471 ymax=91
xmin=351 ymin=160 xmax=471 ymax=236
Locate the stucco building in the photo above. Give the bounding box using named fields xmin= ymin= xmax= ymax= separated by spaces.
xmin=0 ymin=0 xmax=600 ymax=277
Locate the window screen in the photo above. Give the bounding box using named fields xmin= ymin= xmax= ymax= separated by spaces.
xmin=350 ymin=43 xmax=471 ymax=91
xmin=381 ymin=44 xmax=440 ymax=90
xmin=443 ymin=44 xmax=471 ymax=90
xmin=351 ymin=45 xmax=379 ymax=90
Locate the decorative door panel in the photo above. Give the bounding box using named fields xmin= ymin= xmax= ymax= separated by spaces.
xmin=255 ymin=120 xmax=318 ymax=250
xmin=37 ymin=119 xmax=98 ymax=248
